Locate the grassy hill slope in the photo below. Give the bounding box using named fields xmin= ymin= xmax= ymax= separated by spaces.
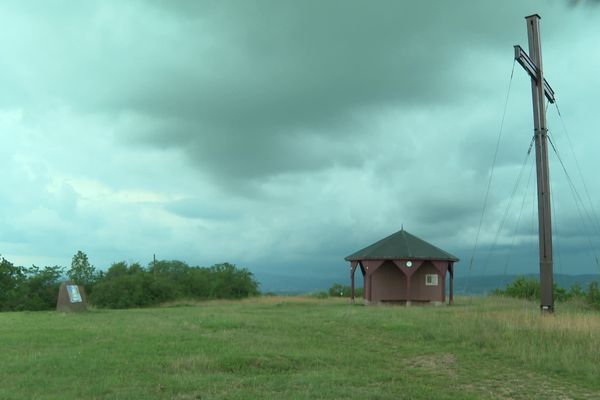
xmin=1 ymin=297 xmax=599 ymax=399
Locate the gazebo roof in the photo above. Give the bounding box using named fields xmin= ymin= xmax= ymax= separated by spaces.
xmin=344 ymin=228 xmax=459 ymax=262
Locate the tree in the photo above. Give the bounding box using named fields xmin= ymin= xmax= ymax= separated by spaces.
xmin=0 ymin=256 xmax=66 ymax=311
xmin=90 ymin=261 xmax=177 ymax=308
xmin=329 ymin=283 xmax=351 ymax=297
xmin=587 ymin=281 xmax=600 ymax=309
xmin=88 ymin=260 xmax=259 ymax=309
xmin=67 ymin=251 xmax=97 ymax=290
xmin=209 ymin=263 xmax=259 ymax=299
xmin=0 ymin=257 xmax=27 ymax=311
xmin=494 ymin=276 xmax=577 ymax=303
xmin=328 ymin=283 xmax=363 ymax=298
xmin=23 ymin=265 xmax=64 ymax=311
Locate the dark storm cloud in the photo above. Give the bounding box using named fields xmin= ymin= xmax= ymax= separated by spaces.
xmin=4 ymin=0 xmax=600 ymax=277
xmin=71 ymin=1 xmax=555 ymax=186
xmin=1 ymin=1 xmax=571 ymax=187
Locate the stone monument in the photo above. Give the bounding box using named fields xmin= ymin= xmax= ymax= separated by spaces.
xmin=56 ymin=281 xmax=87 ymax=312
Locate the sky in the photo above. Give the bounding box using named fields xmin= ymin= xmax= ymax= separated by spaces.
xmin=2 ymin=0 xmax=600 ymax=291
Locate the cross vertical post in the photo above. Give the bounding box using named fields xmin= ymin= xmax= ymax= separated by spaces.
xmin=516 ymin=14 xmax=554 ymax=313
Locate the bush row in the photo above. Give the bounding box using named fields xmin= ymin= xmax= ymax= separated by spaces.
xmin=494 ymin=276 xmax=600 ymax=309
xmin=90 ymin=260 xmax=259 ymax=308
xmin=0 ymin=253 xmax=259 ymax=311
xmin=0 ymin=258 xmax=63 ymax=311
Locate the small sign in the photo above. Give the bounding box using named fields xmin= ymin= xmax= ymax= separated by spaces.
xmin=67 ymin=285 xmax=83 ymax=303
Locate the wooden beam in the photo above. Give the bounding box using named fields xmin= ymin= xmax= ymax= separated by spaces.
xmin=514 ymin=45 xmax=555 ymax=103
xmin=449 ymin=264 xmax=454 ymax=305
xmin=350 ymin=261 xmax=357 ymax=303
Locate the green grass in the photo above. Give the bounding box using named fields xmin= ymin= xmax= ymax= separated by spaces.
xmin=1 ymin=296 xmax=599 ymax=399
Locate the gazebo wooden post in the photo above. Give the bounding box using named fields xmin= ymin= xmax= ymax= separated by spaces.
xmin=406 ymin=275 xmax=412 ymax=306
xmin=361 ymin=260 xmax=384 ymax=303
xmin=440 ymin=270 xmax=447 ymax=304
xmin=350 ymin=261 xmax=357 ymax=303
xmin=449 ymin=263 xmax=454 ymax=305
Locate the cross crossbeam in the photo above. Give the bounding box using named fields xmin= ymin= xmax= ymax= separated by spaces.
xmin=514 ymin=45 xmax=555 ymax=103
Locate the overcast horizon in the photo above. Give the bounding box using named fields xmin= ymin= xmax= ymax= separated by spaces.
xmin=2 ymin=1 xmax=600 ymax=290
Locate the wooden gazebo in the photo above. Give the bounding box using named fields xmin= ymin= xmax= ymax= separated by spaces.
xmin=345 ymin=228 xmax=459 ymax=304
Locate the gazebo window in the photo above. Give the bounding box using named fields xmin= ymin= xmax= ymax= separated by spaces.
xmin=425 ymin=274 xmax=439 ymax=286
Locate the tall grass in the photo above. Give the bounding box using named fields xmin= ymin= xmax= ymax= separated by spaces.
xmin=0 ymin=296 xmax=598 ymax=399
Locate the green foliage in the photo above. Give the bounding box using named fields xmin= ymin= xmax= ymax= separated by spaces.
xmin=21 ymin=265 xmax=64 ymax=311
xmin=587 ymin=281 xmax=600 ymax=309
xmin=208 ymin=263 xmax=260 ymax=299
xmin=328 ymin=283 xmax=350 ymax=297
xmin=0 ymin=257 xmax=64 ymax=311
xmin=569 ymin=282 xmax=585 ymax=298
xmin=67 ymin=250 xmax=98 ymax=293
xmin=493 ymin=276 xmax=540 ymax=300
xmin=90 ymin=260 xmax=259 ymax=309
xmin=0 ymin=257 xmax=28 ymax=311
xmin=310 ymin=291 xmax=329 ymax=299
xmin=495 ymin=276 xmax=600 ymax=308
xmin=91 ymin=262 xmax=179 ymax=309
xmin=328 ymin=283 xmax=363 ymax=298
xmin=0 ymin=253 xmax=259 ymax=311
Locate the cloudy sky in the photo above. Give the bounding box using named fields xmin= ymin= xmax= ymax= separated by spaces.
xmin=2 ymin=0 xmax=600 ymax=289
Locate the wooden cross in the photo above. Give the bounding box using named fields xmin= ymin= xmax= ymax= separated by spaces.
xmin=514 ymin=14 xmax=555 ymax=313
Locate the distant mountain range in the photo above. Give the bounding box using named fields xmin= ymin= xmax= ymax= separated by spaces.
xmin=256 ymin=272 xmax=600 ymax=295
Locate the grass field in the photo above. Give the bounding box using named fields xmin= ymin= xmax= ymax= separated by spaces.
xmin=1 ymin=296 xmax=599 ymax=400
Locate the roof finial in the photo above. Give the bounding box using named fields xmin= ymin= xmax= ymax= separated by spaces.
xmin=401 ymin=223 xmax=404 ymax=231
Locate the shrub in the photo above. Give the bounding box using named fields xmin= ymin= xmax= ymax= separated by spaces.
xmin=0 ymin=257 xmax=28 ymax=311
xmin=569 ymin=282 xmax=585 ymax=299
xmin=22 ymin=265 xmax=64 ymax=311
xmin=90 ymin=261 xmax=259 ymax=309
xmin=0 ymin=255 xmax=260 ymax=311
xmin=328 ymin=283 xmax=363 ymax=298
xmin=587 ymin=281 xmax=600 ymax=309
xmin=310 ymin=291 xmax=329 ymax=299
xmin=208 ymin=263 xmax=259 ymax=299
xmin=90 ymin=262 xmax=179 ymax=308
xmin=328 ymin=283 xmax=350 ymax=297
xmin=494 ymin=276 xmax=540 ymax=300
xmin=0 ymin=258 xmax=64 ymax=311
xmin=67 ymin=250 xmax=98 ymax=295
xmin=494 ymin=276 xmax=600 ymax=307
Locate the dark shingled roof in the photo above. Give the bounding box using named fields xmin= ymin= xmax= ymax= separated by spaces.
xmin=345 ymin=229 xmax=459 ymax=262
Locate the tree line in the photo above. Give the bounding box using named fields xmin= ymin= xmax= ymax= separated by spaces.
xmin=0 ymin=251 xmax=259 ymax=311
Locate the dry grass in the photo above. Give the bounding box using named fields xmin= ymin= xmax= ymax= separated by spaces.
xmin=1 ymin=295 xmax=599 ymax=399
xmin=160 ymin=295 xmax=348 ymax=308
xmin=405 ymin=353 xmax=457 ymax=378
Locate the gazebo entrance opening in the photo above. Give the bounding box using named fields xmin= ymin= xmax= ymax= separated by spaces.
xmin=371 ymin=261 xmax=406 ymax=302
